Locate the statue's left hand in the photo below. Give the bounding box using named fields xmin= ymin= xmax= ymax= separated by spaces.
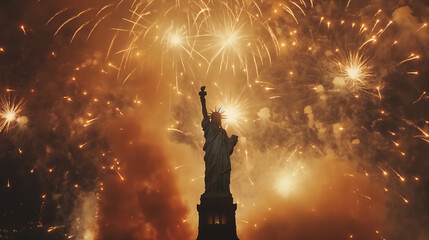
xmin=231 ymin=135 xmax=238 ymax=144
xmin=228 ymin=135 xmax=238 ymax=154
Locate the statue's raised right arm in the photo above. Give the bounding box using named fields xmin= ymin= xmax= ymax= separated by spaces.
xmin=199 ymin=86 xmax=208 ymax=119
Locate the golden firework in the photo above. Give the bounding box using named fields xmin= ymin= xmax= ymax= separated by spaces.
xmin=0 ymin=95 xmax=24 ymax=133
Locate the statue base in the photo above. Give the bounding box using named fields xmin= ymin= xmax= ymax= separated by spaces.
xmin=196 ymin=192 xmax=239 ymax=240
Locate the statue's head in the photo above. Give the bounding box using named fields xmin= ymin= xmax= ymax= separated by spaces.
xmin=210 ymin=111 xmax=223 ymax=127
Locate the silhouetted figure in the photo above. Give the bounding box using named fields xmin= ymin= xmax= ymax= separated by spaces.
xmin=197 ymin=86 xmax=239 ymax=240
xmin=199 ymin=86 xmax=238 ymax=195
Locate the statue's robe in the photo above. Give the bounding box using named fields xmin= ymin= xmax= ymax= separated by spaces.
xmin=202 ymin=117 xmax=238 ymax=194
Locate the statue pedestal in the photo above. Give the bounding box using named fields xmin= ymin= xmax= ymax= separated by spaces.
xmin=196 ymin=193 xmax=239 ymax=240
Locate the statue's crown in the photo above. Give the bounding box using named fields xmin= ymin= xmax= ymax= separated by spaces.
xmin=209 ymin=107 xmax=226 ymax=119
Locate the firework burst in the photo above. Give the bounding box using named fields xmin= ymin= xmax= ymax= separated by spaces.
xmin=199 ymin=1 xmax=279 ymax=83
xmin=48 ymin=0 xmax=280 ymax=89
xmin=0 ymin=95 xmax=24 ymax=133
xmin=334 ymin=51 xmax=373 ymax=92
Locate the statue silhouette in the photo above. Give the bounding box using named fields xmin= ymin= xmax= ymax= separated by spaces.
xmin=199 ymin=86 xmax=238 ymax=195
xmin=197 ymin=86 xmax=240 ymax=240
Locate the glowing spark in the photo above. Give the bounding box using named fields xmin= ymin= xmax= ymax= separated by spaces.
xmin=400 ymin=195 xmax=409 ymax=204
xmin=403 ymin=119 xmax=429 ymax=138
xmin=106 ymin=62 xmax=118 ymax=71
xmin=191 ymin=175 xmax=204 ymax=182
xmin=359 ymin=24 xmax=366 ymax=34
xmin=115 ymin=107 xmax=124 ymax=116
xmin=83 ymin=118 xmax=98 ymax=127
xmin=376 ymin=86 xmax=382 ymax=101
xmin=412 ymin=91 xmax=426 ymax=104
xmin=346 ymin=0 xmax=352 ymax=9
xmin=63 ymin=96 xmax=72 ymax=101
xmin=20 ymin=25 xmax=26 ymax=35
xmin=378 ymin=166 xmax=388 ymax=176
xmin=54 ymin=8 xmax=94 ymax=36
xmin=417 ymin=23 xmax=427 ymax=32
xmin=78 ymin=143 xmax=88 ymax=149
xmin=167 ymin=128 xmax=185 ymax=134
xmin=248 ymin=176 xmax=254 ymax=186
xmin=116 ymin=170 xmax=125 ymax=181
xmin=255 ymin=80 xmax=274 ymax=86
xmin=7 ymin=178 xmax=10 ymax=188
xmin=70 ymin=20 xmax=91 ymax=44
xmin=398 ymin=53 xmax=420 ymax=65
xmin=47 ymin=225 xmax=65 ymax=233
xmin=416 ymin=127 xmax=429 ymax=138
xmin=174 ymin=164 xmax=186 ymax=170
xmin=280 ymin=4 xmax=299 ymax=24
xmin=359 ymin=37 xmax=376 ymax=50
xmin=392 ymin=169 xmax=405 ymax=182
xmin=1 ymin=95 xmax=24 ymax=133
xmin=371 ymin=19 xmax=380 ymax=32
xmin=46 ymin=8 xmax=69 ymax=26
xmin=378 ymin=20 xmax=393 ymax=35
xmin=374 ymin=9 xmax=382 ymax=18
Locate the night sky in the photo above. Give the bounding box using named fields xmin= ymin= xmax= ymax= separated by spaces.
xmin=0 ymin=0 xmax=428 ymax=239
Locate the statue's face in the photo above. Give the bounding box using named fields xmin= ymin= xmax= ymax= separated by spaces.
xmin=211 ymin=112 xmax=222 ymax=127
xmin=213 ymin=118 xmax=222 ymax=126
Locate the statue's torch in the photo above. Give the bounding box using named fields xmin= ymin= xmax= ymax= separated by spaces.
xmin=199 ymin=86 xmax=208 ymax=118
xmin=199 ymin=86 xmax=207 ymax=99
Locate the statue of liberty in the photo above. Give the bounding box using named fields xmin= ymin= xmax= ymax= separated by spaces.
xmin=199 ymin=86 xmax=238 ymax=196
